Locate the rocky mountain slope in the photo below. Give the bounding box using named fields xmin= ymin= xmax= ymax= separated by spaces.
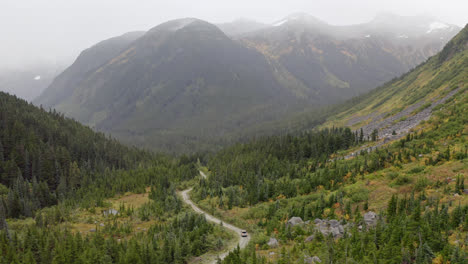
xmin=322 ymin=23 xmax=467 ymax=135
xmin=239 ymin=13 xmax=460 ymax=100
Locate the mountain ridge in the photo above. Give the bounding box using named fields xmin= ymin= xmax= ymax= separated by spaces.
xmin=35 ymin=15 xmax=462 ymax=152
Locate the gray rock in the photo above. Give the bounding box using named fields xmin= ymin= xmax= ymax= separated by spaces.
xmin=364 ymin=211 xmax=378 ymax=226
xmin=304 ymin=235 xmax=315 ymax=243
xmin=103 ymin=208 xmax=119 ymax=216
xmin=338 ymin=225 xmax=344 ymax=234
xmin=463 ymin=189 xmax=468 ymax=194
xmin=99 ymin=223 xmax=104 ymax=227
xmin=304 ymin=255 xmax=322 ymax=263
xmin=317 ymin=222 xmax=329 ymax=236
xmin=89 ymin=229 xmax=96 ymax=232
xmin=268 ymin=237 xmax=279 ymax=248
xmin=287 ymin=217 xmax=304 ymax=227
xmin=330 ymin=227 xmax=342 ymax=238
xmin=329 ymin=219 xmax=340 ymax=227
xmin=314 ymin=218 xmax=323 ymax=224
xmin=311 ymin=256 xmax=322 ymax=263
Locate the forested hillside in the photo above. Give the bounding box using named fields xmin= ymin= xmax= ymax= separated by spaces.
xmin=192 ymin=25 xmax=468 ymax=264
xmin=0 ymin=91 xmax=156 ymax=217
xmin=0 ymin=91 xmax=238 ymax=263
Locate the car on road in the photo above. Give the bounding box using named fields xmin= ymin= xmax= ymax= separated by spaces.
xmin=241 ymin=230 xmax=248 ymax=237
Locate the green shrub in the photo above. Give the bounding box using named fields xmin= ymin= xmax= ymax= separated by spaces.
xmin=394 ymin=175 xmax=412 ymax=186
xmin=408 ymin=166 xmax=425 ymax=174
xmin=387 ymin=171 xmax=399 ymax=180
xmin=414 ymin=177 xmax=429 ymax=192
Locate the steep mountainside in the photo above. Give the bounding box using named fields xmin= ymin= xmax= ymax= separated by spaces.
xmin=36 ymin=19 xmax=303 ymax=152
xmin=35 ymin=15 xmax=460 ymax=152
xmin=322 ymin=23 xmax=467 ymax=139
xmin=0 ymin=90 xmax=155 ymax=218
xmin=239 ymin=13 xmax=460 ymax=100
xmin=35 ymin=31 xmax=145 ymax=107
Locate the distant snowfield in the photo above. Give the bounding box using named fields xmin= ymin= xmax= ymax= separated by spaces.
xmin=34 ymin=75 xmax=41 ymax=80
xmin=427 ymin=21 xmax=449 ymax=33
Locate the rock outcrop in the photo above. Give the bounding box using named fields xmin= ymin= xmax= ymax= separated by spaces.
xmin=314 ymin=219 xmax=347 ymax=238
xmin=304 ymin=255 xmax=322 ymax=263
xmin=287 ymin=217 xmax=304 ymax=227
xmin=268 ymin=237 xmax=279 ymax=248
xmin=364 ymin=211 xmax=378 ymax=227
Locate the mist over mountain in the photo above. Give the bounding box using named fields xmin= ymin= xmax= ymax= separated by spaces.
xmin=239 ymin=13 xmax=460 ymax=97
xmin=35 ymin=13 xmax=461 ymax=152
xmin=216 ymin=19 xmax=269 ymax=36
xmin=0 ymin=63 xmax=64 ymax=102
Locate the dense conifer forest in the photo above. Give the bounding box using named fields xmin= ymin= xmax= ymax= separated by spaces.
xmin=0 ymin=92 xmax=231 ymax=263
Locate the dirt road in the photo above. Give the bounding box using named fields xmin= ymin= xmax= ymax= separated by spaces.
xmin=180 ymin=171 xmax=250 ymax=263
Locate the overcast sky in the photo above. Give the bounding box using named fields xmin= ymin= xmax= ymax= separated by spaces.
xmin=1 ymin=0 xmax=466 ymax=69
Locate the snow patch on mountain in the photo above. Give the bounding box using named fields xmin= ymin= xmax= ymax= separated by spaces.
xmin=34 ymin=75 xmax=41 ymax=80
xmin=272 ymin=13 xmax=323 ymax=27
xmin=427 ymin=21 xmax=449 ymax=33
xmin=273 ymin=18 xmax=289 ymax=27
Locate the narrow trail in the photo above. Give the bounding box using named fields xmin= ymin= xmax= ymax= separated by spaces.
xmin=180 ymin=171 xmax=250 ymax=263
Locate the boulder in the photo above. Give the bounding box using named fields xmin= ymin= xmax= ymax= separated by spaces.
xmin=311 ymin=256 xmax=322 ymax=263
xmin=267 ymin=237 xmax=279 ymax=248
xmin=317 ymin=222 xmax=329 ymax=236
xmin=314 ymin=219 xmax=347 ymax=238
xmin=287 ymin=217 xmax=304 ymax=227
xmin=364 ymin=211 xmax=378 ymax=226
xmin=304 ymin=255 xmax=322 ymax=263
xmin=304 ymin=235 xmax=315 ymax=243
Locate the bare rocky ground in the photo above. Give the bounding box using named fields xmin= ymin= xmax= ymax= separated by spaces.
xmin=344 ymin=88 xmax=460 ymax=159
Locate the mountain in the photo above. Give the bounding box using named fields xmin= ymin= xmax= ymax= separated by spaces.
xmin=239 ymin=13 xmax=461 ymax=100
xmin=35 ymin=15 xmax=461 ymax=152
xmin=321 ymin=23 xmax=467 ymax=137
xmin=0 ymin=64 xmax=64 ymax=102
xmin=35 ymin=31 xmax=145 ymax=108
xmin=36 ymin=18 xmax=305 ymax=152
xmin=217 ymin=18 xmax=268 ymax=36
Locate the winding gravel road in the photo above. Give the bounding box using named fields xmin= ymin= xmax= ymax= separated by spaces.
xmin=180 ymin=171 xmax=250 ymax=263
